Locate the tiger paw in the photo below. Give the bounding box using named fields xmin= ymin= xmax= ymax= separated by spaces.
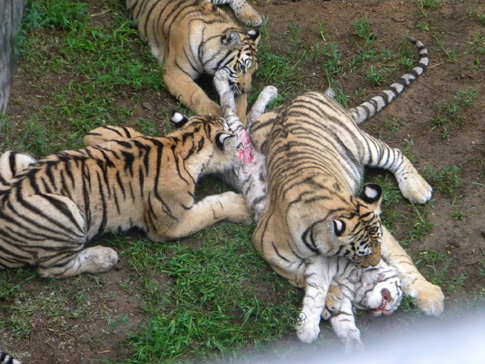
xmin=343 ymin=337 xmax=364 ymax=353
xmin=221 ymin=192 xmax=253 ymax=224
xmin=260 ymin=85 xmax=278 ymax=102
xmin=296 ymin=312 xmax=320 ymax=344
xmin=233 ymin=6 xmax=263 ymax=27
xmin=397 ymin=172 xmax=433 ymax=204
xmin=408 ymin=280 xmax=445 ymax=316
xmin=82 ymin=246 xmax=119 ymax=274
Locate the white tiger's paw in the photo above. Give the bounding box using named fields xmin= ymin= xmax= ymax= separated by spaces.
xmin=296 ymin=312 xmax=320 ymax=344
xmin=247 ymin=86 xmax=278 ymax=124
xmin=408 ymin=280 xmax=445 ymax=316
xmin=398 ymin=172 xmax=433 ymax=204
xmin=260 ymin=86 xmax=278 ymax=102
xmin=343 ymin=337 xmax=364 ymax=353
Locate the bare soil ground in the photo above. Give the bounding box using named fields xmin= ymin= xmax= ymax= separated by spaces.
xmin=1 ymin=0 xmax=484 ymax=363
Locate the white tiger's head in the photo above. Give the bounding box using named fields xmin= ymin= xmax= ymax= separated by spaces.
xmin=354 ymin=261 xmax=403 ymax=316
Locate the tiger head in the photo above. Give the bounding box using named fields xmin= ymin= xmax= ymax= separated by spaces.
xmin=354 ymin=261 xmax=403 ymax=316
xmin=170 ymin=111 xmax=238 ymax=174
xmin=329 ymin=184 xmax=383 ymax=268
xmin=213 ymin=29 xmax=260 ymax=95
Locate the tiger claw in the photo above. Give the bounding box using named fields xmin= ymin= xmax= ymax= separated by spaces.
xmin=396 ymin=167 xmax=433 ymax=204
xmin=408 ymin=280 xmax=445 ymax=316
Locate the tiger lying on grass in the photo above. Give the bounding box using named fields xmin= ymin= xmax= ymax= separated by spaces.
xmin=213 ymin=36 xmax=444 ymax=346
xmin=0 ymin=114 xmax=251 ymax=278
xmin=125 ymin=0 xmax=261 ymax=121
xmin=213 ymin=70 xmax=404 ymax=350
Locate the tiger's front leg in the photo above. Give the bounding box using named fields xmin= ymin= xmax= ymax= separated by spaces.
xmin=296 ymin=256 xmax=336 ymax=343
xmin=380 ymin=226 xmax=444 ymax=316
xmin=163 ymin=68 xmax=222 ymax=116
xmin=322 ymin=284 xmax=363 ymax=352
xmin=392 ymin=152 xmax=433 ymax=204
xmin=147 ymin=192 xmax=251 ymax=241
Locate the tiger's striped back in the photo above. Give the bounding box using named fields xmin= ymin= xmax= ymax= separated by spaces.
xmin=252 ymin=92 xmax=386 ymax=267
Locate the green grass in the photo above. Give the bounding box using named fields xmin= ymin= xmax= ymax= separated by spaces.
xmin=415 ymin=0 xmax=441 ymax=19
xmin=415 ymin=250 xmax=451 ymax=287
xmin=122 ymin=226 xmax=300 ymax=364
xmin=414 ymin=0 xmax=441 ymax=32
xmin=429 ymin=88 xmax=478 ymax=140
xmin=467 ymin=32 xmax=485 ymax=55
xmin=254 ymin=18 xmax=308 ymax=105
xmin=366 ymin=65 xmax=388 ymax=86
xmin=433 ymin=36 xmax=457 ymax=63
xmin=423 ymin=164 xmax=462 ymax=204
xmin=2 ymin=0 xmax=480 ymax=362
xmin=2 ymin=0 xmax=164 ymax=154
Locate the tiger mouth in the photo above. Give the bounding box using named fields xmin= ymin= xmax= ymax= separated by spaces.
xmin=372 ymin=288 xmax=392 ymax=316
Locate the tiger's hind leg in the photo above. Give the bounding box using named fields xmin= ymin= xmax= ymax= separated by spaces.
xmin=37 ymin=246 xmax=119 ymax=279
xmin=207 ymin=0 xmax=263 ymax=26
xmin=380 ymin=226 xmax=444 ymax=316
xmin=7 ymin=193 xmax=118 ymax=279
xmin=247 ymin=86 xmax=278 ymax=125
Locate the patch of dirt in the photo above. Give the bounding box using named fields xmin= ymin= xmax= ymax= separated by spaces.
xmin=1 ymin=0 xmax=485 ymax=363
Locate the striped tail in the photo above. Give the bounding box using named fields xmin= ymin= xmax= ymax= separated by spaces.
xmin=348 ymin=36 xmax=429 ymax=125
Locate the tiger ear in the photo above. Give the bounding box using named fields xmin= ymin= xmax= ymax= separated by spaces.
xmin=360 ymin=184 xmax=383 ymax=204
xmin=247 ymin=29 xmax=260 ymax=45
xmin=221 ymin=31 xmax=241 ymax=47
xmin=216 ymin=133 xmax=237 ymax=151
xmin=171 ymin=111 xmax=189 ymax=128
xmin=333 ymin=219 xmax=346 ymax=237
